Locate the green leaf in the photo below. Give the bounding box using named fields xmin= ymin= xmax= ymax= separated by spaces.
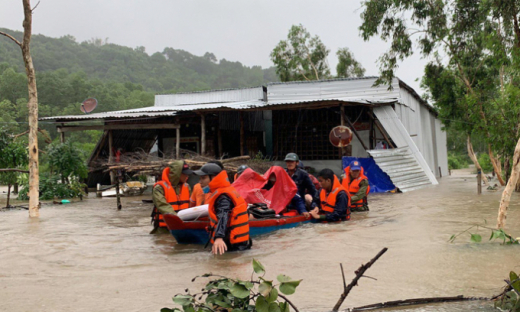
xmin=230 ymin=283 xmax=250 ymax=299
xmin=266 ymin=287 xmax=278 ymax=303
xmin=253 ymin=259 xmax=265 ymax=275
xmin=214 ymin=300 xmax=232 ymax=308
xmin=268 ymin=302 xmax=282 ymax=312
xmin=255 ymin=296 xmax=270 ymax=312
xmin=510 ymin=271 xmax=520 ymax=292
xmin=172 ymin=295 xmax=193 ymax=306
xmin=183 ymin=305 xmax=195 ymax=312
xmin=279 ymin=302 xmax=290 ymax=312
xmin=259 ymin=281 xmax=273 ymax=297
xmin=490 ymin=230 xmax=506 ymax=241
xmin=448 ymin=234 xmax=455 ymax=242
xmin=160 ymin=308 xmax=176 ymax=312
xmin=279 ymin=280 xmax=301 ymax=295
xmin=232 ymin=309 xmax=248 ymax=312
xmin=277 ymin=275 xmax=292 ymax=283
xmin=470 ymin=233 xmax=482 ymax=243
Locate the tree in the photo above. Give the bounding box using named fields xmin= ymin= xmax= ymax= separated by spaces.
xmin=336 ymin=47 xmax=365 ymax=78
xmin=359 ymin=0 xmax=520 ymax=228
xmin=270 ymin=24 xmax=331 ymax=81
xmin=0 ymin=129 xmax=28 ymax=208
xmin=0 ymin=0 xmax=40 ymax=217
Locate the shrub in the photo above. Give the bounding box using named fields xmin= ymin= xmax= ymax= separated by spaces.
xmin=18 ymin=174 xmax=86 ymax=200
xmin=477 ymin=153 xmax=494 ymax=173
xmin=448 ymin=152 xmax=469 ymax=170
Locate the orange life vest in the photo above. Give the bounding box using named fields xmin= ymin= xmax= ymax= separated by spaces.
xmin=190 ymin=183 xmax=211 ymax=207
xmin=342 ymin=166 xmax=370 ymax=209
xmin=152 ymin=167 xmax=190 ymax=228
xmin=320 ymin=175 xmax=349 ymax=214
xmin=207 ymin=171 xmax=250 ymax=245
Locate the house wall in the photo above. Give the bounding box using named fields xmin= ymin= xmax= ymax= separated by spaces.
xmin=397 ymin=88 xmax=448 ymax=178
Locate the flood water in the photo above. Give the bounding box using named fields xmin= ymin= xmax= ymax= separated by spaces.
xmin=1 ymin=169 xmax=519 ymax=312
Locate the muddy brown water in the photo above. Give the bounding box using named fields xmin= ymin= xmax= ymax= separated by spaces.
xmin=1 ymin=170 xmax=519 ymax=312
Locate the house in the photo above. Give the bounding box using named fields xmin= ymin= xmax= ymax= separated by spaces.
xmin=42 ymin=77 xmax=448 ymax=192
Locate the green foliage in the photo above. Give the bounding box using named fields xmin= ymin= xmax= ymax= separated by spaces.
xmin=336 ymin=48 xmax=365 ymax=78
xmin=270 ymin=25 xmax=365 ymax=82
xmin=0 ymin=128 xmax=28 ymax=206
xmin=449 ymin=223 xmax=519 ymax=245
xmin=270 ymin=24 xmax=331 ymax=82
xmin=477 ymin=153 xmax=493 ymax=173
xmin=448 ymin=152 xmax=469 ymax=170
xmin=18 ymin=174 xmax=86 ymax=200
xmin=162 ymin=259 xmax=301 ymax=312
xmin=45 ymin=140 xmax=89 ymax=182
xmin=494 ymin=271 xmax=520 ymax=311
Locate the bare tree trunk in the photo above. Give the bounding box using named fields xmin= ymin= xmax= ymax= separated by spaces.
xmin=489 ymin=145 xmax=505 ymax=186
xmin=504 ymin=155 xmax=511 ymax=182
xmin=497 ymin=137 xmax=520 ymax=228
xmin=467 ymin=136 xmax=489 ymax=185
xmin=22 ymin=0 xmax=39 ymax=218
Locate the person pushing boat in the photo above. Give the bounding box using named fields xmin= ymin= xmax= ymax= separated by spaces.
xmin=341 ymin=160 xmax=370 ymax=212
xmin=151 ymin=160 xmax=193 ymax=232
xmin=194 ymin=163 xmax=251 ymax=255
xmin=309 ymin=169 xmax=350 ymax=222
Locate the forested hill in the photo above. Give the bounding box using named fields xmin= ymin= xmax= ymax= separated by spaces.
xmin=0 ymin=28 xmax=278 ymax=93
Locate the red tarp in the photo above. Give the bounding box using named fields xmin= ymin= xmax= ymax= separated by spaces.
xmin=232 ymin=166 xmax=297 ymax=213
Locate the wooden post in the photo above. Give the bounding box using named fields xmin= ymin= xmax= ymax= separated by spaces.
xmin=108 ymin=130 xmax=115 ymax=185
xmin=369 ymin=117 xmax=375 ymax=150
xmin=60 ymin=124 xmax=65 ymax=143
xmin=96 ymin=183 xmax=102 ymax=198
xmin=439 ymin=166 xmax=442 ymax=178
xmin=200 ymin=113 xmax=206 ymax=156
xmin=115 ymin=174 xmax=122 ymax=210
xmin=217 ymin=113 xmax=223 ymax=158
xmin=477 ymin=169 xmax=482 ymax=195
xmin=175 ymin=119 xmax=181 ymax=159
xmin=340 ymin=105 xmax=347 ymax=156
xmin=240 ymin=112 xmax=245 ymax=156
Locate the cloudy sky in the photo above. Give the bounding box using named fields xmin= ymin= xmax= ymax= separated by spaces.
xmin=1 ymin=0 xmax=430 ymax=92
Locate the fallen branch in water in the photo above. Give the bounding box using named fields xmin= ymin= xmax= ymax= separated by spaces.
xmin=346 ymin=295 xmax=488 ymax=311
xmin=332 ymin=247 xmax=388 ymax=311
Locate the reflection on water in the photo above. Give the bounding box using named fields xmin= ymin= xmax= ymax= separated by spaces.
xmin=0 ymin=171 xmax=519 ymax=312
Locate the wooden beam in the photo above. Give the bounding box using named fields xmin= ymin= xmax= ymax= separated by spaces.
xmin=108 ymin=130 xmax=115 ymax=184
xmin=341 ymin=109 xmax=369 ymax=151
xmin=57 ymin=123 xmax=180 ymax=133
xmin=240 ymin=112 xmax=245 ymax=156
xmin=367 ymin=111 xmax=396 ymax=149
xmin=200 ymin=113 xmax=206 ymax=155
xmin=0 ymin=169 xmax=29 ymax=173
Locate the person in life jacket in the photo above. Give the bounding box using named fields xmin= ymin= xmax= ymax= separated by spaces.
xmin=194 ymin=163 xmax=251 ymax=255
xmin=151 ymin=160 xmax=193 ymax=231
xmin=285 ymin=153 xmax=319 ymax=211
xmin=190 ymin=160 xmax=224 ymax=207
xmin=341 ymin=160 xmax=370 ymax=212
xmin=233 ymin=164 xmax=249 ymax=181
xmin=309 ymin=169 xmax=350 ymax=221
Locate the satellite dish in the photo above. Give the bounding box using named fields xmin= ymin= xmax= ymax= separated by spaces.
xmin=81 ymin=98 xmax=98 ymax=114
xmin=329 ymin=126 xmax=353 ymax=148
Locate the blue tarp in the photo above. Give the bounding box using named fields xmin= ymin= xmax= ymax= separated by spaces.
xmin=342 ymin=157 xmax=395 ymax=193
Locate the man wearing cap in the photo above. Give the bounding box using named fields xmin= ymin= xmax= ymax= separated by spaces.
xmin=234 ymin=164 xmax=249 ymax=181
xmin=190 ymin=161 xmax=224 ymax=207
xmin=341 ymin=160 xmax=370 ymax=212
xmin=151 ymin=160 xmax=193 ymax=231
xmin=194 ymin=163 xmax=251 ymax=255
xmin=285 ymin=153 xmax=318 ymax=215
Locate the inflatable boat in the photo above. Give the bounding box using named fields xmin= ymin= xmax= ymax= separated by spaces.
xmin=162 ymin=213 xmax=311 ymax=245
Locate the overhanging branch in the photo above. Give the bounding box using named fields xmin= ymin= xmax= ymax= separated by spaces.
xmin=0 ymin=31 xmax=22 ymax=47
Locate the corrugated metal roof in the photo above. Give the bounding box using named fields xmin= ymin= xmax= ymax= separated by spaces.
xmin=39 ymin=110 xmax=178 ymax=121
xmin=368 ymin=147 xmax=433 ymax=192
xmin=372 ymin=105 xmax=438 ymax=186
xmin=267 ymin=77 xmax=400 ymax=104
xmin=155 ymin=87 xmax=264 ymax=106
